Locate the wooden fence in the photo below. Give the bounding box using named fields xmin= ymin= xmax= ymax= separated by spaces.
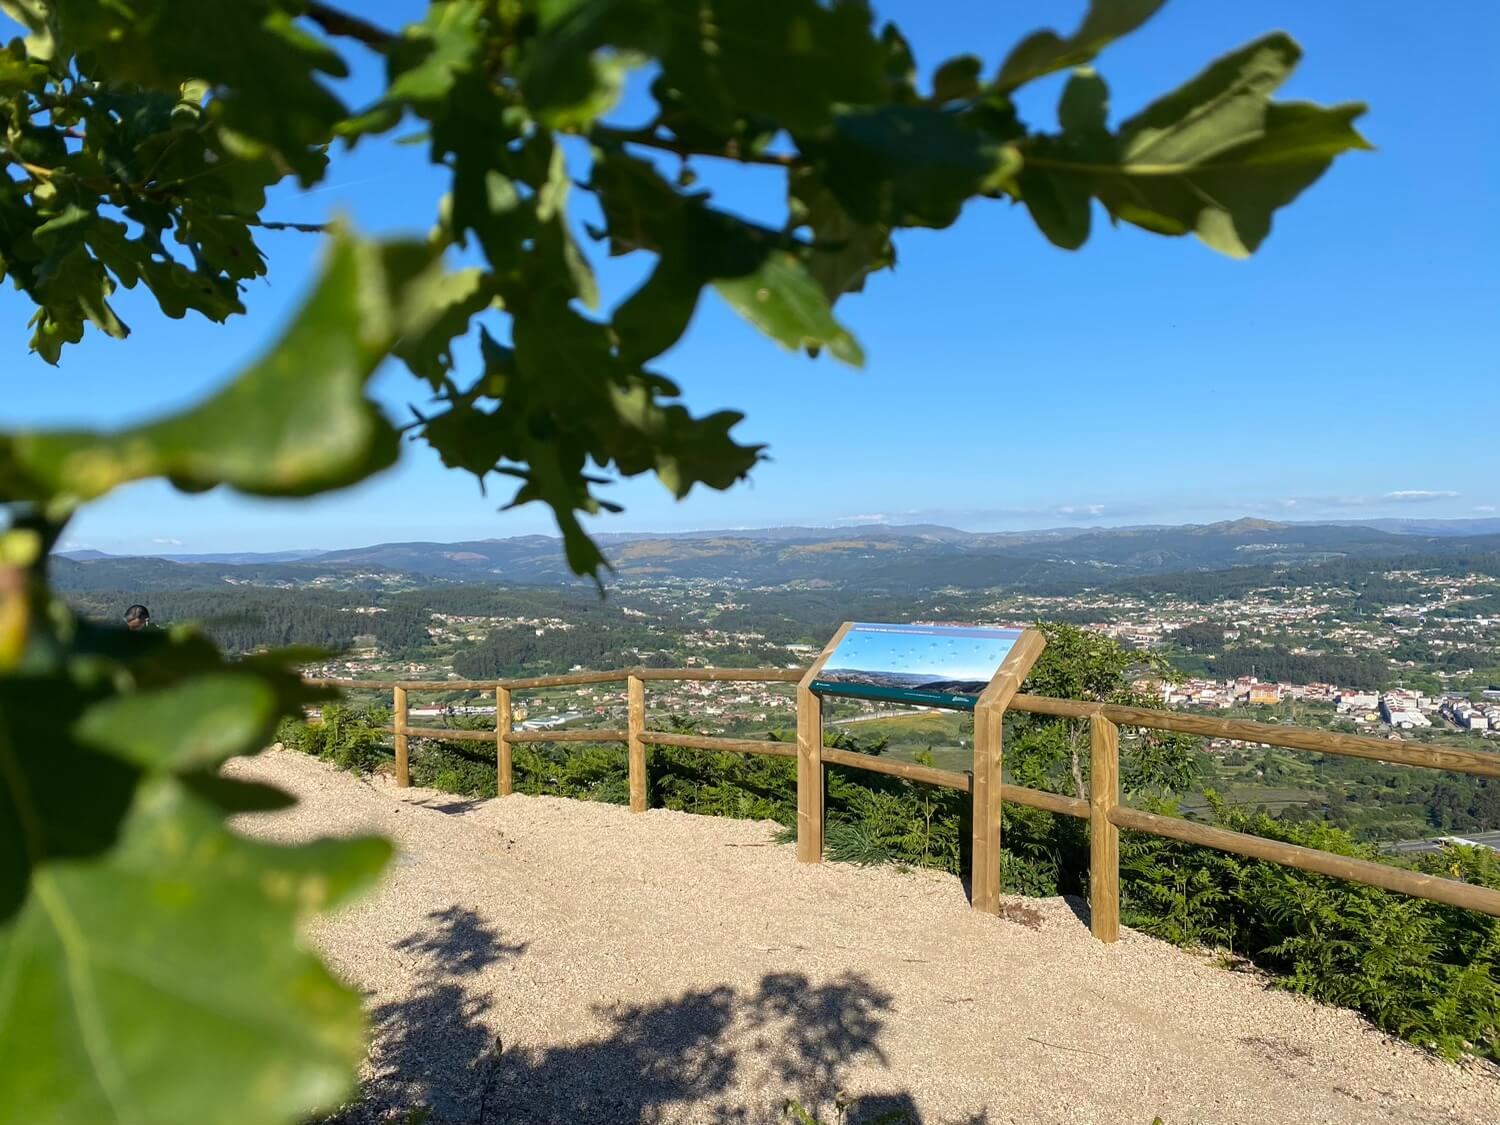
xmin=307 ymin=667 xmax=1500 ymax=941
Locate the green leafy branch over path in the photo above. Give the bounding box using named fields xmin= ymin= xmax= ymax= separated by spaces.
xmin=3 ymin=0 xmax=1366 ymax=573
xmin=0 ymin=2 xmax=1369 ymax=1123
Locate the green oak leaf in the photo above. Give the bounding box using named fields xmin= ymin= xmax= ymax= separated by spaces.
xmin=655 ymin=0 xmax=888 ymax=134
xmin=0 ymin=772 xmax=391 ymax=1125
xmin=811 ymin=104 xmax=1022 ymax=230
xmin=524 ymin=0 xmax=887 ymax=133
xmin=52 ymin=0 xmax=348 ymax=184
xmin=713 ymin=253 xmax=864 ymax=366
xmin=0 ymin=38 xmax=50 ymax=90
xmin=384 ymin=0 xmax=487 ymax=105
xmin=393 ymin=267 xmax=499 ymax=388
xmin=1019 ymin=69 xmax=1111 ymax=250
xmin=519 ymin=0 xmax=662 ymax=126
xmin=0 ymin=626 xmax=329 ymax=922
xmin=419 ymin=291 xmax=764 ymax=579
xmin=995 ymin=0 xmax=1167 ymax=93
xmin=1106 ymin=100 xmax=1371 ymax=257
xmin=1117 ymin=34 xmax=1303 ymax=167
xmin=930 ymin=54 xmax=982 ymax=103
xmin=0 ymin=0 xmax=56 ymax=59
xmin=593 ymin=150 xmax=861 ymax=365
xmin=0 ymin=680 xmax=139 ymax=921
xmin=1 ymin=233 xmax=441 ymax=505
xmin=789 ymin=167 xmax=896 ymax=302
xmin=73 ymin=675 xmax=283 ymax=771
xmin=1019 ymin=36 xmax=1370 ymax=256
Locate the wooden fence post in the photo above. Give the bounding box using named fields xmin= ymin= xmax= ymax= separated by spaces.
xmin=496 ymin=685 xmax=512 ymax=796
xmin=627 ymin=673 xmax=646 ymax=813
xmin=1090 ymin=715 xmax=1121 ymax=942
xmin=969 ymin=627 xmax=1046 ymax=917
xmin=971 ymin=698 xmax=1003 ymax=914
xmin=393 ymin=685 xmax=409 ymax=788
xmin=796 ymin=684 xmax=824 ymax=862
xmin=795 ymin=622 xmax=851 ymax=865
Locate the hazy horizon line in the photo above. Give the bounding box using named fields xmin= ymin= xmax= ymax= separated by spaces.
xmin=56 ymin=513 xmax=1500 ymax=560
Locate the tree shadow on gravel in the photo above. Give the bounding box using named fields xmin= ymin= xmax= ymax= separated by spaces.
xmin=484 ymin=971 xmax=895 ymax=1124
xmin=318 ymin=906 xmax=528 ymax=1125
xmin=393 ymin=905 xmax=530 ymax=976
xmin=320 ymin=931 xmax=973 ymax=1124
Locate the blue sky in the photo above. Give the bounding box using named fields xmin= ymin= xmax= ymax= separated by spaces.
xmin=5 ymin=2 xmax=1497 ymax=554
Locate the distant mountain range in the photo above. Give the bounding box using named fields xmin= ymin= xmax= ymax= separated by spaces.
xmin=50 ymin=517 xmax=1500 ymax=595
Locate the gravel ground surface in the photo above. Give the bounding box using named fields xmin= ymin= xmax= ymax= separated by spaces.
xmin=230 ymin=751 xmax=1500 ymax=1125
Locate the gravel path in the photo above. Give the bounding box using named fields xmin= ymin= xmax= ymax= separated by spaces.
xmin=230 ymin=751 xmax=1500 ymax=1125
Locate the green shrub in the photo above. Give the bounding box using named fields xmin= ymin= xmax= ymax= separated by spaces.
xmin=277 ymin=704 xmax=387 ymax=773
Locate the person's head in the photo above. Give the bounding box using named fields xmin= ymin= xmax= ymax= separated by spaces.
xmin=124 ymin=604 xmax=151 ymax=631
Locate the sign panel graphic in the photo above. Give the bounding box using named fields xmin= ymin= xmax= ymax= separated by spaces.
xmin=809 ymin=622 xmax=1024 ymax=710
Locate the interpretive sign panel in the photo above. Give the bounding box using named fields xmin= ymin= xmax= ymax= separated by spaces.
xmin=808 ymin=622 xmax=1026 ymax=710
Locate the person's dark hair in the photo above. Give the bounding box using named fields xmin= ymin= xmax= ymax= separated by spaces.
xmin=124 ymin=604 xmax=151 ymax=630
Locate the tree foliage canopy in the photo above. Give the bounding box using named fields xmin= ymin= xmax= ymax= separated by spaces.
xmin=0 ymin=3 xmax=1369 ymax=1123
xmin=2 ymin=0 xmax=1367 ymax=573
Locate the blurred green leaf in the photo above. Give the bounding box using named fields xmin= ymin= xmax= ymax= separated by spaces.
xmin=1019 ymin=69 xmax=1110 ymax=250
xmin=2 ymin=234 xmax=439 ymax=504
xmin=995 ymin=0 xmax=1167 ymax=93
xmin=931 ymin=54 xmax=982 ymax=103
xmin=0 ymin=9 xmax=1382 ymax=1125
xmin=524 ymin=0 xmax=886 ymax=133
xmin=0 ymin=773 xmax=390 ymax=1125
xmin=393 ymin=267 xmax=498 ymax=387
xmin=1019 ymin=36 xmax=1370 ymax=256
xmin=73 ymin=675 xmax=283 ymax=771
xmin=713 ymin=252 xmax=863 ymax=367
xmin=52 ymin=0 xmax=347 ymax=183
xmin=0 ymin=679 xmax=140 ymax=921
xmin=788 ymin=169 xmax=894 ymax=302
xmin=812 ymin=105 xmax=1022 ymax=230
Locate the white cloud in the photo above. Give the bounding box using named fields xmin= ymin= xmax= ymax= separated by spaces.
xmin=1476 ymin=505 xmax=1497 ymax=514
xmin=1260 ymin=490 xmax=1463 ymax=510
xmin=150 ymin=537 xmax=184 ymax=546
xmin=1383 ymin=490 xmax=1459 ymax=502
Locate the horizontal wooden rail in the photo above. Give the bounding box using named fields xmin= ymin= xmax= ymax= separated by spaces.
xmin=397 ymin=679 xmax=501 ymax=690
xmin=505 ymin=728 xmax=629 ymax=744
xmin=316 ymin=662 xmax=1500 ymax=933
xmin=1111 ymin=806 xmax=1500 ymax=917
xmin=1010 ymin=693 xmax=1500 ymax=780
xmin=380 ymin=725 xmax=494 ymax=742
xmin=504 ymin=669 xmax=631 ymax=690
xmin=1002 ymin=783 xmax=1089 ymax=819
xmin=641 ymin=732 xmax=798 ymax=758
xmin=821 ymin=746 xmax=969 ymax=791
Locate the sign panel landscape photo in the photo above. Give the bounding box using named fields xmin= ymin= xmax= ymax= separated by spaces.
xmin=809 ymin=623 xmax=1025 ymax=709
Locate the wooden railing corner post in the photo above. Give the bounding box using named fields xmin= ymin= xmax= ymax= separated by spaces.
xmin=969 ymin=627 xmax=1046 ymax=918
xmin=795 ymin=683 xmax=824 ymax=862
xmin=496 ymin=684 xmax=513 ymax=797
xmin=1089 ymin=714 xmax=1121 ymax=943
xmin=627 ymin=673 xmax=646 ymax=813
xmin=392 ymin=684 xmax=409 ymax=788
xmin=794 ymin=622 xmax=849 ymax=865
xmin=971 ymin=697 xmax=1002 ymax=915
